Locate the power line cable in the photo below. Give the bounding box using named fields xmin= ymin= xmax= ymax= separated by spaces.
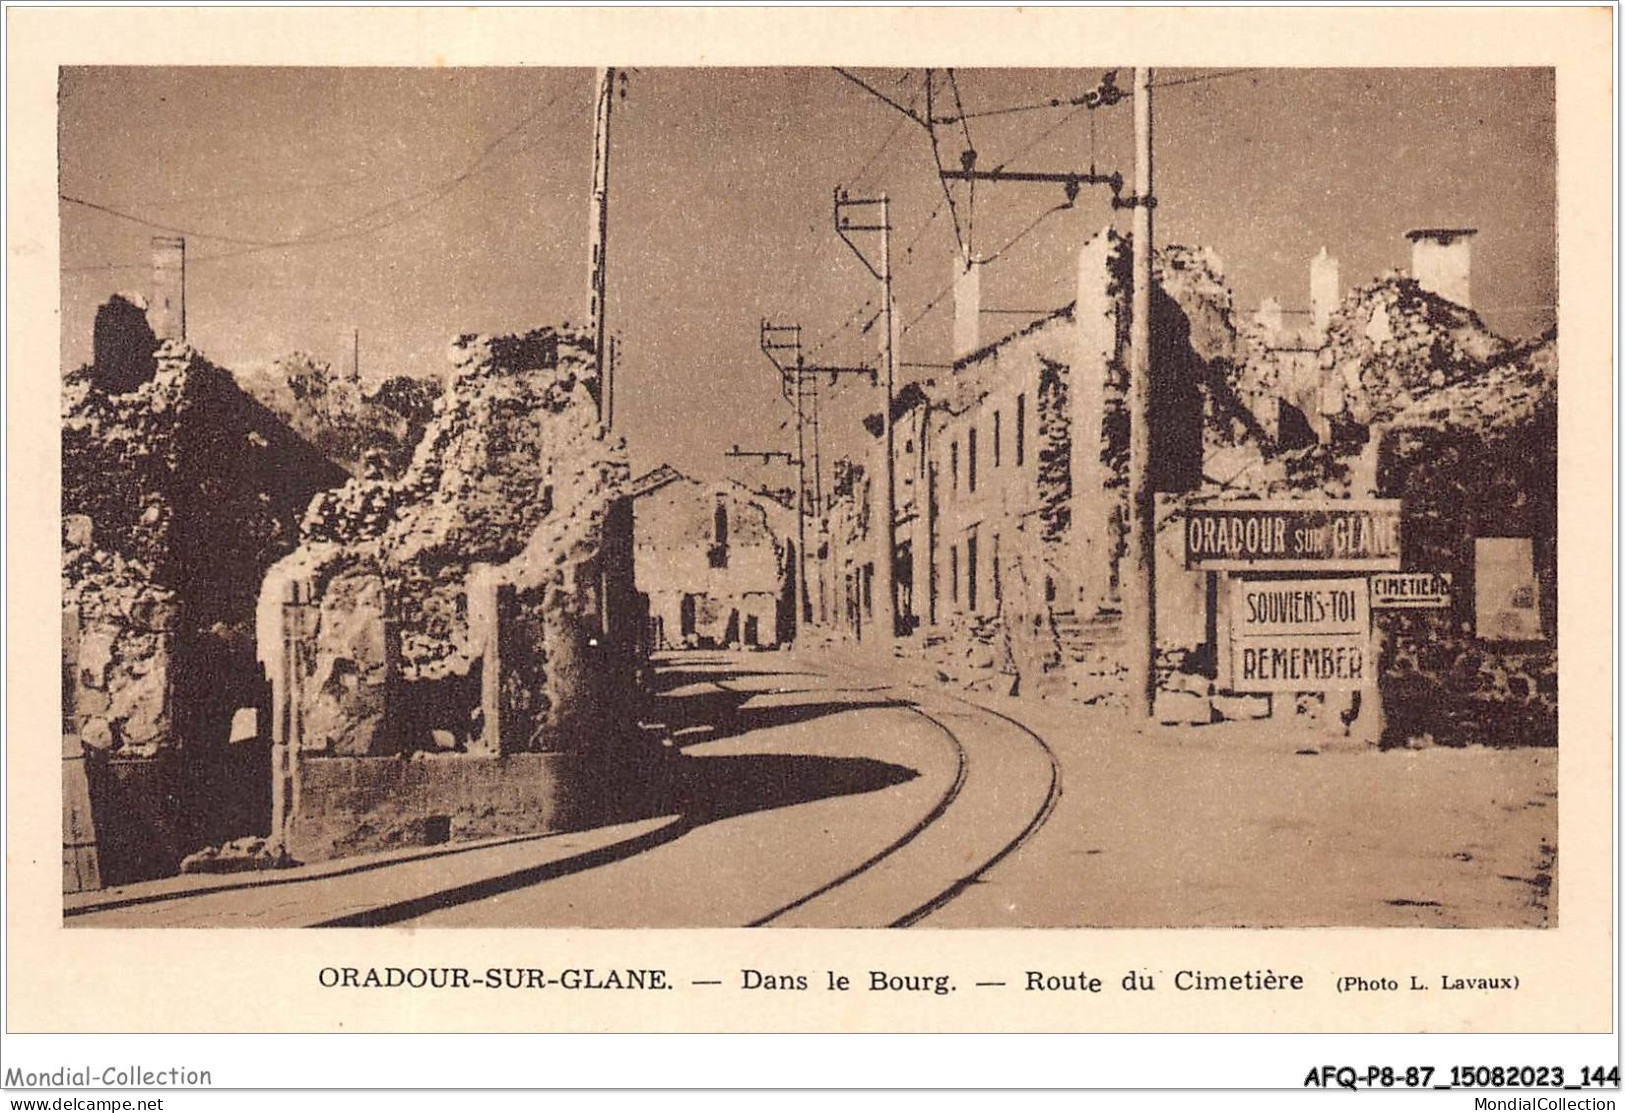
xmin=1150 ymin=68 xmax=1261 ymax=89
xmin=62 ymin=85 xmax=576 ymax=272
xmin=975 ymin=201 xmax=1076 ymax=266
xmin=831 ymin=67 xmax=928 ymax=128
xmin=900 ymin=271 xmax=963 ymax=336
xmin=846 ymin=98 xmax=916 ymax=190
xmin=947 ymin=68 xmax=976 ymax=257
xmin=923 ymin=71 xmax=969 ymax=262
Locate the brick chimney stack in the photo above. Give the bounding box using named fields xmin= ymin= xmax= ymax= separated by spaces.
xmin=1405 ymin=227 xmax=1476 ymax=309
xmin=148 ymin=236 xmax=186 ymax=342
xmin=951 ymin=253 xmax=980 ymax=362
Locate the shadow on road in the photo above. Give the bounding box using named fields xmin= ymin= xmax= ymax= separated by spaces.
xmin=314 ymin=753 xmax=917 ymax=928
xmin=312 ymin=657 xmax=919 ymax=926
xmin=650 ymin=658 xmax=901 ymax=748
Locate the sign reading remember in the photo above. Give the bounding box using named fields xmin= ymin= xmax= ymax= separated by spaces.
xmin=1231 ymin=577 xmax=1370 ymax=692
xmin=1185 ymin=499 xmax=1401 ymax=571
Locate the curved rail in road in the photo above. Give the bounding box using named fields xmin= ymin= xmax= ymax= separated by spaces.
xmin=744 ymin=695 xmax=969 ymax=927
xmin=886 ymin=694 xmax=1064 ymax=928
xmin=713 ymin=664 xmax=1064 ymax=928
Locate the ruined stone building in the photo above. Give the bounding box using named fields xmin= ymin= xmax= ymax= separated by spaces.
xmin=258 ymin=326 xmax=646 ymax=863
xmin=63 ymin=294 xmax=350 ymax=886
xmin=629 ymin=465 xmax=798 ymax=650
xmin=816 ymin=225 xmax=1556 ymax=748
xmin=64 ymin=240 xmax=651 ymax=886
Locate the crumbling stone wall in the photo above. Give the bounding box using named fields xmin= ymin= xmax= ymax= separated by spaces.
xmin=260 ymin=326 xmax=642 ymax=861
xmin=63 ymin=307 xmax=350 ymax=881
xmin=1376 ymin=339 xmax=1557 ymax=747
xmin=63 ymin=326 xmax=349 ymax=753
xmin=235 ymin=354 xmax=442 ymax=479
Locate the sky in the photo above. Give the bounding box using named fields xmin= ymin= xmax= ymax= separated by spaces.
xmin=60 ymin=67 xmax=1556 ymax=485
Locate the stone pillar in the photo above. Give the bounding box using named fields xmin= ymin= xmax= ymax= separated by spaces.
xmin=1406 ymin=228 xmax=1476 ymax=309
xmin=471 ymin=566 xmax=546 ymax=754
xmin=269 ymin=576 xmax=313 ymax=845
xmin=468 ymin=565 xmax=507 ymax=754
xmin=1071 ymin=228 xmax=1123 ymax=616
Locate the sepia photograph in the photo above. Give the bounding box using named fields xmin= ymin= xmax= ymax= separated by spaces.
xmin=54 ymin=60 xmax=1563 ymax=934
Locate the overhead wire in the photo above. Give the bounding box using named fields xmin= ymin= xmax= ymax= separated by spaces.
xmin=831 ymin=67 xmax=928 ymax=128
xmin=923 ymin=70 xmax=969 ymax=263
xmin=62 ymin=84 xmax=577 ymax=273
xmin=845 ymin=102 xmax=916 ymax=190
xmin=1150 ymin=67 xmax=1261 ymax=89
xmin=822 ymin=68 xmax=1127 ymax=393
xmin=947 ymin=68 xmax=976 ymax=257
xmin=974 ymin=201 xmax=1076 ymax=267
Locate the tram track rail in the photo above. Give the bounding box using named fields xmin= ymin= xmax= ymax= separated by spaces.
xmin=704 ymin=660 xmax=1064 ymax=928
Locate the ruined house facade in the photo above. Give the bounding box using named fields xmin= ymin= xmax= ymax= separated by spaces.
xmin=630 ymin=466 xmax=797 ymax=650
xmin=817 ymin=227 xmax=1556 ymax=748
xmin=63 ymin=253 xmax=653 ymax=886
xmin=257 ymin=327 xmax=648 ymax=863
xmin=63 ymin=296 xmax=351 ymax=886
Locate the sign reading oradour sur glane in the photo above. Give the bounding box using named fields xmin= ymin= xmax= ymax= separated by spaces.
xmin=1231 ymin=577 xmax=1370 ymax=692
xmin=1184 ymin=499 xmax=1401 ymax=571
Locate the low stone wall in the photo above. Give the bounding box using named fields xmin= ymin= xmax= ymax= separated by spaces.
xmin=82 ymin=742 xmax=273 ymax=885
xmin=287 ymin=747 xmax=662 ymax=863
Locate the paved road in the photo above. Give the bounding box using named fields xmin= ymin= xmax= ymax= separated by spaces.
xmin=69 ymin=651 xmax=1061 ymax=928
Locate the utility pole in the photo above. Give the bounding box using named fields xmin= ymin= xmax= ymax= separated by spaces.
xmin=1124 ymin=66 xmax=1157 ymax=722
xmin=834 ymin=190 xmax=899 ymax=641
xmin=762 ymin=322 xmax=811 ymax=627
xmin=352 ymin=328 xmax=360 ymax=380
xmin=588 ymin=66 xmax=616 ymax=433
xmin=877 ymin=194 xmax=899 ymax=641
xmin=761 ymin=321 xmax=876 ymax=627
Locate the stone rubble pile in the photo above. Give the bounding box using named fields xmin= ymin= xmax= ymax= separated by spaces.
xmin=262 ymin=325 xmax=629 ymax=758
xmin=1319 ymin=276 xmax=1510 ymax=426
xmin=64 ymin=325 xmax=342 ymax=754
xmin=284 ymin=327 xmax=624 ymax=684
xmin=178 ymin=834 xmax=292 ymax=875
xmin=1388 ymin=332 xmax=1555 ymax=438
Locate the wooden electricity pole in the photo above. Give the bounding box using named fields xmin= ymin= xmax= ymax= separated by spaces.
xmin=761 ymin=321 xmax=875 ymax=628
xmin=834 ymin=190 xmax=899 ymax=642
xmin=588 ymin=66 xmax=616 ymax=432
xmin=1124 ymin=65 xmax=1157 ymax=721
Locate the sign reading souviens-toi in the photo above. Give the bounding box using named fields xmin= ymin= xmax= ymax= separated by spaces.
xmin=1184 ymin=499 xmax=1402 ymax=571
xmin=1231 ymin=577 xmax=1370 ymax=692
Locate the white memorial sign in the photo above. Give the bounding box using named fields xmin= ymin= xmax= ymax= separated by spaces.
xmin=1231 ymin=577 xmax=1370 ymax=692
